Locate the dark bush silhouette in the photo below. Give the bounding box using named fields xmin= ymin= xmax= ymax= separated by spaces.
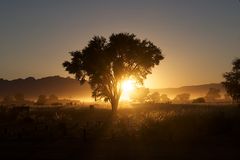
xmin=48 ymin=94 xmax=59 ymax=104
xmin=14 ymin=93 xmax=25 ymax=102
xmin=205 ymin=88 xmax=221 ymax=102
xmin=224 ymin=93 xmax=232 ymax=102
xmin=173 ymin=93 xmax=190 ymax=103
xmin=192 ymin=97 xmax=205 ymax=103
xmin=159 ymin=94 xmax=171 ymax=103
xmin=14 ymin=93 xmax=26 ymax=105
xmin=222 ymin=58 xmax=240 ymax=103
xmin=36 ymin=95 xmax=47 ymax=105
xmin=2 ymin=95 xmax=14 ymax=105
xmin=63 ymin=33 xmax=164 ymax=112
xmin=148 ymin=92 xmax=160 ymax=103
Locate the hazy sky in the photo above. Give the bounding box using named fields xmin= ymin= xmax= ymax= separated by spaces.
xmin=0 ymin=0 xmax=239 ymax=88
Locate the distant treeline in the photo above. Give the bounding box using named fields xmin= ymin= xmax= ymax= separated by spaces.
xmin=130 ymin=87 xmax=231 ymax=104
xmin=0 ymin=93 xmax=82 ymax=106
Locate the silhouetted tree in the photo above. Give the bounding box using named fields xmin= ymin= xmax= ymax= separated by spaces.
xmin=148 ymin=92 xmax=160 ymax=103
xmin=48 ymin=94 xmax=58 ymax=104
xmin=36 ymin=95 xmax=47 ymax=105
xmin=205 ymin=88 xmax=221 ymax=102
xmin=192 ymin=97 xmax=205 ymax=103
xmin=63 ymin=33 xmax=164 ymax=112
xmin=224 ymin=93 xmax=232 ymax=102
xmin=14 ymin=93 xmax=25 ymax=102
xmin=222 ymin=58 xmax=240 ymax=103
xmin=130 ymin=87 xmax=150 ymax=103
xmin=159 ymin=94 xmax=171 ymax=103
xmin=173 ymin=93 xmax=190 ymax=103
xmin=2 ymin=95 xmax=14 ymax=105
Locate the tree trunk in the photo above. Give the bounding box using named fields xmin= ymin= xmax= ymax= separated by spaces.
xmin=111 ymin=98 xmax=119 ymax=113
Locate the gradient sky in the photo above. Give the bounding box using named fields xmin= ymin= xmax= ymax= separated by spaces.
xmin=0 ymin=0 xmax=239 ymax=88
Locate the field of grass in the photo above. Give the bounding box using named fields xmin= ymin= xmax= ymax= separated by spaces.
xmin=0 ymin=104 xmax=240 ymax=159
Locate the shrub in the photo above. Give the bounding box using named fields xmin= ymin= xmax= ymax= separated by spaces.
xmin=192 ymin=97 xmax=205 ymax=103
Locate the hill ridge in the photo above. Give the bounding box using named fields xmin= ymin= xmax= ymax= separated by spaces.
xmin=0 ymin=76 xmax=224 ymax=99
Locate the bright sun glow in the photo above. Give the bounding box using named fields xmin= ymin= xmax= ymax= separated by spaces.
xmin=121 ymin=79 xmax=136 ymax=101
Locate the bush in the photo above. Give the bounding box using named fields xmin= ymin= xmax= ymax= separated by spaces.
xmin=192 ymin=97 xmax=205 ymax=103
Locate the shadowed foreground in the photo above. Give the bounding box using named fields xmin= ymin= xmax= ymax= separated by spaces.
xmin=0 ymin=104 xmax=240 ymax=159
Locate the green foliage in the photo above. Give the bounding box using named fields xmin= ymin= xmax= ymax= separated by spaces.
xmin=63 ymin=33 xmax=164 ymax=111
xmin=222 ymin=58 xmax=240 ymax=103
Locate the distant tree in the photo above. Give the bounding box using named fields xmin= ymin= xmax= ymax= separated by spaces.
xmin=224 ymin=93 xmax=232 ymax=102
xmin=159 ymin=94 xmax=171 ymax=103
xmin=48 ymin=94 xmax=58 ymax=104
xmin=222 ymin=58 xmax=240 ymax=103
xmin=148 ymin=92 xmax=160 ymax=103
xmin=63 ymin=33 xmax=164 ymax=112
xmin=130 ymin=87 xmax=150 ymax=103
xmin=192 ymin=97 xmax=205 ymax=103
xmin=205 ymin=88 xmax=221 ymax=102
xmin=14 ymin=93 xmax=25 ymax=102
xmin=174 ymin=93 xmax=190 ymax=103
xmin=36 ymin=95 xmax=47 ymax=105
xmin=2 ymin=95 xmax=14 ymax=104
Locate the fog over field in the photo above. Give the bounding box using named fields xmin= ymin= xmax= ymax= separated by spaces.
xmin=0 ymin=1 xmax=239 ymax=159
xmin=0 ymin=76 xmax=225 ymax=101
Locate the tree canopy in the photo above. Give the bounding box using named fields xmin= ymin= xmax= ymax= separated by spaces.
xmin=222 ymin=58 xmax=240 ymax=103
xmin=148 ymin=92 xmax=160 ymax=103
xmin=63 ymin=33 xmax=164 ymax=111
xmin=173 ymin=93 xmax=190 ymax=103
xmin=159 ymin=94 xmax=171 ymax=103
xmin=205 ymin=88 xmax=221 ymax=102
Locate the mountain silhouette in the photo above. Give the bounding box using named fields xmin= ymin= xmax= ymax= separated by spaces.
xmin=0 ymin=76 xmax=91 ymax=100
xmin=0 ymin=76 xmax=224 ymax=100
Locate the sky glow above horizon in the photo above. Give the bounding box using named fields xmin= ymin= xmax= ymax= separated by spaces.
xmin=0 ymin=0 xmax=239 ymax=88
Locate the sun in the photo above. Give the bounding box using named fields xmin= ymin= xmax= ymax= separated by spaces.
xmin=122 ymin=79 xmax=135 ymax=92
xmin=120 ymin=79 xmax=136 ymax=101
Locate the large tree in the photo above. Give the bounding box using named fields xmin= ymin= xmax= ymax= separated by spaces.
xmin=63 ymin=33 xmax=164 ymax=112
xmin=222 ymin=58 xmax=240 ymax=103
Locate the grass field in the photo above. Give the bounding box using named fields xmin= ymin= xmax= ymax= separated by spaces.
xmin=0 ymin=104 xmax=240 ymax=159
